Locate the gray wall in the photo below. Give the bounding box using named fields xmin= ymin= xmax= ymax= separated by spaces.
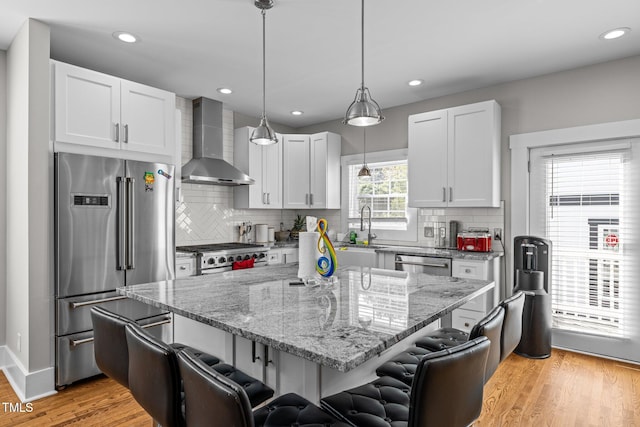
xmin=0 ymin=49 xmax=6 ymax=347
xmin=298 ymin=55 xmax=640 ymax=256
xmin=6 ymin=19 xmax=51 ymax=371
xmin=233 ymin=111 xmax=298 ymax=135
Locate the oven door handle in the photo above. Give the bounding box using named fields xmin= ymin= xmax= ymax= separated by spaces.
xmin=394 ymin=260 xmax=450 ymax=269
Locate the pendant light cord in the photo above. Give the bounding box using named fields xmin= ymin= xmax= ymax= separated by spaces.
xmin=360 ymin=0 xmax=365 ymax=89
xmin=262 ymin=8 xmax=267 ymax=118
xmin=363 ymin=127 xmax=367 ymax=164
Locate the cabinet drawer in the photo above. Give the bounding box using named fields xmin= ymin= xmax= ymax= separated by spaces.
xmin=452 ymin=260 xmax=488 ymax=279
xmin=452 ymin=308 xmax=484 ymax=334
xmin=176 ymin=258 xmax=195 ymax=278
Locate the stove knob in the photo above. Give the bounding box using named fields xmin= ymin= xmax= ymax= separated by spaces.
xmin=219 ymin=256 xmax=226 ymax=263
xmin=252 ymin=253 xmax=258 ymax=259
xmin=236 ymin=255 xmax=243 ymax=261
xmin=207 ymin=258 xmax=215 ymax=265
xmin=258 ymin=253 xmax=266 ymax=259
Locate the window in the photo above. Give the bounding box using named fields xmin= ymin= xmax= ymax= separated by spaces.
xmin=341 ymin=149 xmax=417 ymax=241
xmin=529 ymin=141 xmax=638 ymax=345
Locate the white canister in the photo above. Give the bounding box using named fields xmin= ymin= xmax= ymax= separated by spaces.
xmin=255 ymin=224 xmax=268 ymax=243
xmin=268 ymin=227 xmax=275 ymax=242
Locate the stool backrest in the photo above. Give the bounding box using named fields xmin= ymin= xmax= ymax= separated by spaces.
xmin=177 ymin=348 xmax=255 ymax=427
xmin=90 ymin=306 xmax=132 ymax=388
xmin=499 ymin=291 xmax=525 ymax=361
xmin=469 ymin=305 xmax=505 ymax=382
xmin=125 ymin=323 xmax=183 ymax=427
xmin=409 ymin=336 xmax=490 ymax=427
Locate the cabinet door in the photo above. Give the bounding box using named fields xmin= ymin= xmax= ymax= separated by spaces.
xmin=309 ymin=133 xmax=328 ymax=208
xmin=447 ymin=100 xmax=500 ymax=207
xmin=54 ymin=62 xmax=121 ymax=149
xmin=120 ymin=80 xmax=175 ymax=156
xmin=262 ymin=139 xmax=282 ymax=208
xmin=407 ymin=110 xmax=448 ymax=207
xmin=283 ymin=135 xmax=311 ymax=209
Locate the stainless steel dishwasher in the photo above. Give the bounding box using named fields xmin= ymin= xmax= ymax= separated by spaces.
xmin=394 ymin=254 xmax=452 ymax=275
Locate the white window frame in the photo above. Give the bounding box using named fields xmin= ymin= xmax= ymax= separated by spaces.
xmin=341 ymin=149 xmax=418 ymax=242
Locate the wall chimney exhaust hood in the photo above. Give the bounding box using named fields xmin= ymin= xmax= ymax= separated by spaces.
xmin=181 ymin=97 xmax=255 ymax=186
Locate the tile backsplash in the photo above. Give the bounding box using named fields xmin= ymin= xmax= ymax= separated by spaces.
xmin=174 ymin=97 xmax=503 ymax=249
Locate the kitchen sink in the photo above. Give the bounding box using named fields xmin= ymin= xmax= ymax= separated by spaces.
xmin=335 ymin=245 xmax=379 ymax=267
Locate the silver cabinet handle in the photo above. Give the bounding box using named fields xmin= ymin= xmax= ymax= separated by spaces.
xmin=267 ymin=193 xmax=270 ymax=205
xmin=140 ymin=318 xmax=172 ymax=329
xmin=123 ymin=124 xmax=129 ymax=143
xmin=395 ymin=260 xmax=449 ymax=269
xmin=71 ymin=337 xmax=94 ymax=347
xmin=449 ymin=187 xmax=453 ymax=202
xmin=179 ymin=265 xmax=187 ymax=270
xmin=126 ymin=177 xmax=135 ymax=270
xmin=465 ymin=268 xmax=472 ymax=273
xmin=442 ymin=187 xmax=446 ymax=202
xmin=305 ymin=194 xmax=309 ymax=205
xmin=117 ymin=177 xmax=126 ymax=270
xmin=252 ymin=341 xmax=261 ymax=363
xmin=310 ymin=193 xmax=314 ymax=206
xmin=70 ymin=295 xmax=128 ymax=309
xmin=262 ymin=193 xmax=267 ymax=204
xmin=263 ymin=345 xmax=273 ymax=367
xmin=114 ymin=123 xmax=120 ymax=142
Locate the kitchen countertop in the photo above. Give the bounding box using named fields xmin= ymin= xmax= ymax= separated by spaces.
xmin=118 ymin=264 xmax=493 ymax=372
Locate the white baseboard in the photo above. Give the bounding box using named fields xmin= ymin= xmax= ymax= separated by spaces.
xmin=0 ymin=345 xmax=57 ymax=402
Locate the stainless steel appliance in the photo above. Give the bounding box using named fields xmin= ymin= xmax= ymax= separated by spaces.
xmin=394 ymin=254 xmax=452 ymax=276
xmin=55 ymin=153 xmax=175 ymax=388
xmin=176 ymin=243 xmax=269 ymax=275
xmin=513 ymin=235 xmax=552 ymax=359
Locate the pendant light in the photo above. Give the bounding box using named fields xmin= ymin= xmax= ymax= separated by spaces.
xmin=250 ymin=0 xmax=278 ymax=145
xmin=343 ymin=0 xmax=384 ymax=127
xmin=358 ymin=128 xmax=371 ymax=177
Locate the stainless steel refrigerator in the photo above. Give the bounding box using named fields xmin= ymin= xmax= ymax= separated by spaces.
xmin=55 ymin=152 xmax=175 ymax=388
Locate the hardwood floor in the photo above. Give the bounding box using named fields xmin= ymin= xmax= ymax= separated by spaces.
xmin=1 ymin=349 xmax=638 ymax=426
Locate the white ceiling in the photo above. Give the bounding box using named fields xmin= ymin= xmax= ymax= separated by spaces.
xmin=1 ymin=0 xmax=639 ymax=127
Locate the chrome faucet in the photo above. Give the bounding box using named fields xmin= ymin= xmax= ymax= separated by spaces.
xmin=360 ymin=205 xmax=377 ymax=245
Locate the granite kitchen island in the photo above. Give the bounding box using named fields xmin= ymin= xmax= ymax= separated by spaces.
xmin=118 ymin=264 xmax=493 ymax=401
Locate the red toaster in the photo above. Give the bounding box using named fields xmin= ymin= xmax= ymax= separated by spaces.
xmin=457 ymin=231 xmax=492 ymax=252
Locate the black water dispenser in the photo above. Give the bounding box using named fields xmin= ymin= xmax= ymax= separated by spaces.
xmin=513 ymin=236 xmax=552 ymax=359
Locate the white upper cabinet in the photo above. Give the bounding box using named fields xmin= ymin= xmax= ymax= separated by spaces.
xmin=408 ymin=100 xmax=501 ymax=208
xmin=283 ymin=132 xmax=341 ymax=209
xmin=234 ymin=127 xmax=282 ymax=209
xmin=53 ymin=61 xmax=175 ymax=160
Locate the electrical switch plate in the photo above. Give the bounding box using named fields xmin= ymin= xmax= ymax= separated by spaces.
xmin=424 ymin=226 xmax=434 ymax=238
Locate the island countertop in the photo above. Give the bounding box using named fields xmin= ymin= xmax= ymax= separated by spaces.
xmin=118 ymin=264 xmax=493 ymax=372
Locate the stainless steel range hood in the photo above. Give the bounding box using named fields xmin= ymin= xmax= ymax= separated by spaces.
xmin=181 ymin=97 xmax=254 ymax=186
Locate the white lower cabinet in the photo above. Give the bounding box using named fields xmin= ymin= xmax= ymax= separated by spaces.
xmin=268 ymin=247 xmax=299 ymax=265
xmin=451 ymin=258 xmax=500 ymax=333
xmin=176 ymin=257 xmax=196 ymax=278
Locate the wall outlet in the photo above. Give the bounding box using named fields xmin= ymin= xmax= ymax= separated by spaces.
xmin=493 ymin=228 xmax=502 ymax=241
xmin=424 ymin=226 xmax=434 ymax=238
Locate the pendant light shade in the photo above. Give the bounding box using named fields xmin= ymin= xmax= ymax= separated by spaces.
xmin=358 ymin=128 xmax=371 ymax=177
xmin=250 ymin=0 xmax=278 ymax=145
xmin=343 ymin=0 xmax=384 ymax=127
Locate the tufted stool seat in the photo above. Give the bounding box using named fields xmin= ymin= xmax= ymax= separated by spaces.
xmin=413 ymin=327 xmax=469 ymax=351
xmin=322 ymin=337 xmax=491 ymax=427
xmin=414 ymin=305 xmax=505 ymax=383
xmin=321 ymin=376 xmax=412 ymax=427
xmin=209 ymin=362 xmax=276 ymax=408
xmin=375 ymin=346 xmax=433 ymax=386
xmin=177 ymin=348 xmax=350 ymax=427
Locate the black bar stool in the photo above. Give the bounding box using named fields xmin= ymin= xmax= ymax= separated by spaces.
xmin=177 ymin=348 xmax=350 ymax=427
xmin=499 ymin=291 xmax=525 ymax=361
xmin=321 ymin=337 xmax=491 ymax=427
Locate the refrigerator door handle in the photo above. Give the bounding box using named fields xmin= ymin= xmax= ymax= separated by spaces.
xmin=126 ymin=177 xmax=135 ymax=270
xmin=117 ymin=177 xmax=126 ymax=270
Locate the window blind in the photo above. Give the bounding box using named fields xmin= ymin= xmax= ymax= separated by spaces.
xmin=529 ymin=145 xmax=636 ymax=338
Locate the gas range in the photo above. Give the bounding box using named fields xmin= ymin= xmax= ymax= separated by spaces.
xmin=176 ymin=243 xmax=269 ymax=275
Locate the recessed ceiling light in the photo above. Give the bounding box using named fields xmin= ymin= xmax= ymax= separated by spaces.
xmin=217 ymin=88 xmax=233 ymax=95
xmin=408 ymin=79 xmax=423 ymax=87
xmin=113 ymin=31 xmax=139 ymax=43
xmin=600 ymin=27 xmax=631 ymax=40
xmin=291 ymin=110 xmax=304 ymax=116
